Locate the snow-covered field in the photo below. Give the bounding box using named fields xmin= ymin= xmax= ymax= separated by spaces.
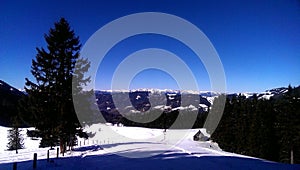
xmin=0 ymin=124 xmax=299 ymax=170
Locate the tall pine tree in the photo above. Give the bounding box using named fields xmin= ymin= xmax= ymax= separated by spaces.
xmin=24 ymin=18 xmax=90 ymax=152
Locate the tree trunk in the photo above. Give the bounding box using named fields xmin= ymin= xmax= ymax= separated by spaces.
xmin=291 ymin=148 xmax=294 ymax=164
xmin=15 ymin=128 xmax=18 ymax=154
xmin=60 ymin=138 xmax=66 ymax=154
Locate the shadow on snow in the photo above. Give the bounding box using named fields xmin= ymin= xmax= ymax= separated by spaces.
xmin=1 ymin=144 xmax=299 ymax=170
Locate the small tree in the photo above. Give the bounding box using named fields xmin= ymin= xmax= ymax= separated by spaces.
xmin=7 ymin=126 xmax=24 ymax=154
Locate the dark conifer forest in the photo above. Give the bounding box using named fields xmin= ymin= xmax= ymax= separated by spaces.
xmin=211 ymin=85 xmax=300 ymax=164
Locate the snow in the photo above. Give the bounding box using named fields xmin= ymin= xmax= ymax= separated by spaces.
xmin=129 ymin=109 xmax=141 ymax=114
xmin=241 ymin=92 xmax=255 ymax=98
xmin=181 ymin=90 xmax=199 ymax=95
xmin=0 ymin=127 xmax=40 ymax=154
xmin=259 ymin=94 xmax=274 ymax=100
xmin=258 ymin=92 xmax=274 ymax=100
xmin=0 ymin=125 xmax=299 ymax=170
xmin=99 ymin=89 xmax=220 ymax=96
xmin=124 ymin=105 xmax=133 ymax=109
xmin=167 ymin=93 xmax=177 ymax=96
xmin=153 ymin=105 xmax=170 ymax=110
xmin=168 ymin=96 xmax=175 ymax=100
xmin=206 ymin=96 xmax=216 ymax=104
xmin=174 ymin=105 xmax=198 ymax=111
xmin=199 ymin=104 xmax=208 ymax=108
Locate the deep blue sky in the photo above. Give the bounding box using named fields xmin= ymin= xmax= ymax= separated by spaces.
xmin=1 ymin=0 xmax=299 ymax=93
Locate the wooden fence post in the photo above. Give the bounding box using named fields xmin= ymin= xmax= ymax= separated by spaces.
xmin=47 ymin=150 xmax=50 ymax=162
xmin=33 ymin=153 xmax=37 ymax=169
xmin=13 ymin=162 xmax=17 ymax=170
xmin=57 ymin=148 xmax=59 ymax=158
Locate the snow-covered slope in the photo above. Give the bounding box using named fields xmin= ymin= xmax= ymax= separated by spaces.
xmin=0 ymin=125 xmax=299 ymax=170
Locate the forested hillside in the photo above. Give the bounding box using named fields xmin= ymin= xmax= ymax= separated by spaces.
xmin=211 ymin=85 xmax=300 ymax=164
xmin=0 ymin=80 xmax=24 ymax=127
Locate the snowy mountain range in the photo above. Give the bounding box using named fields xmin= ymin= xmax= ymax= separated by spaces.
xmin=0 ymin=79 xmax=294 ymax=127
xmin=94 ymin=87 xmax=289 ymax=118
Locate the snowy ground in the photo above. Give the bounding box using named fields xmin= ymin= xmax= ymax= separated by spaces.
xmin=0 ymin=124 xmax=299 ymax=170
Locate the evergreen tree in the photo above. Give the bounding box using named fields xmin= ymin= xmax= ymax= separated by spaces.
xmin=211 ymin=96 xmax=235 ymax=152
xmin=24 ymin=18 xmax=90 ymax=152
xmin=209 ymin=85 xmax=300 ymax=163
xmin=7 ymin=128 xmax=24 ymax=154
xmin=7 ymin=117 xmax=24 ymax=154
xmin=275 ymin=85 xmax=300 ymax=163
xmin=234 ymin=94 xmax=249 ymax=154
